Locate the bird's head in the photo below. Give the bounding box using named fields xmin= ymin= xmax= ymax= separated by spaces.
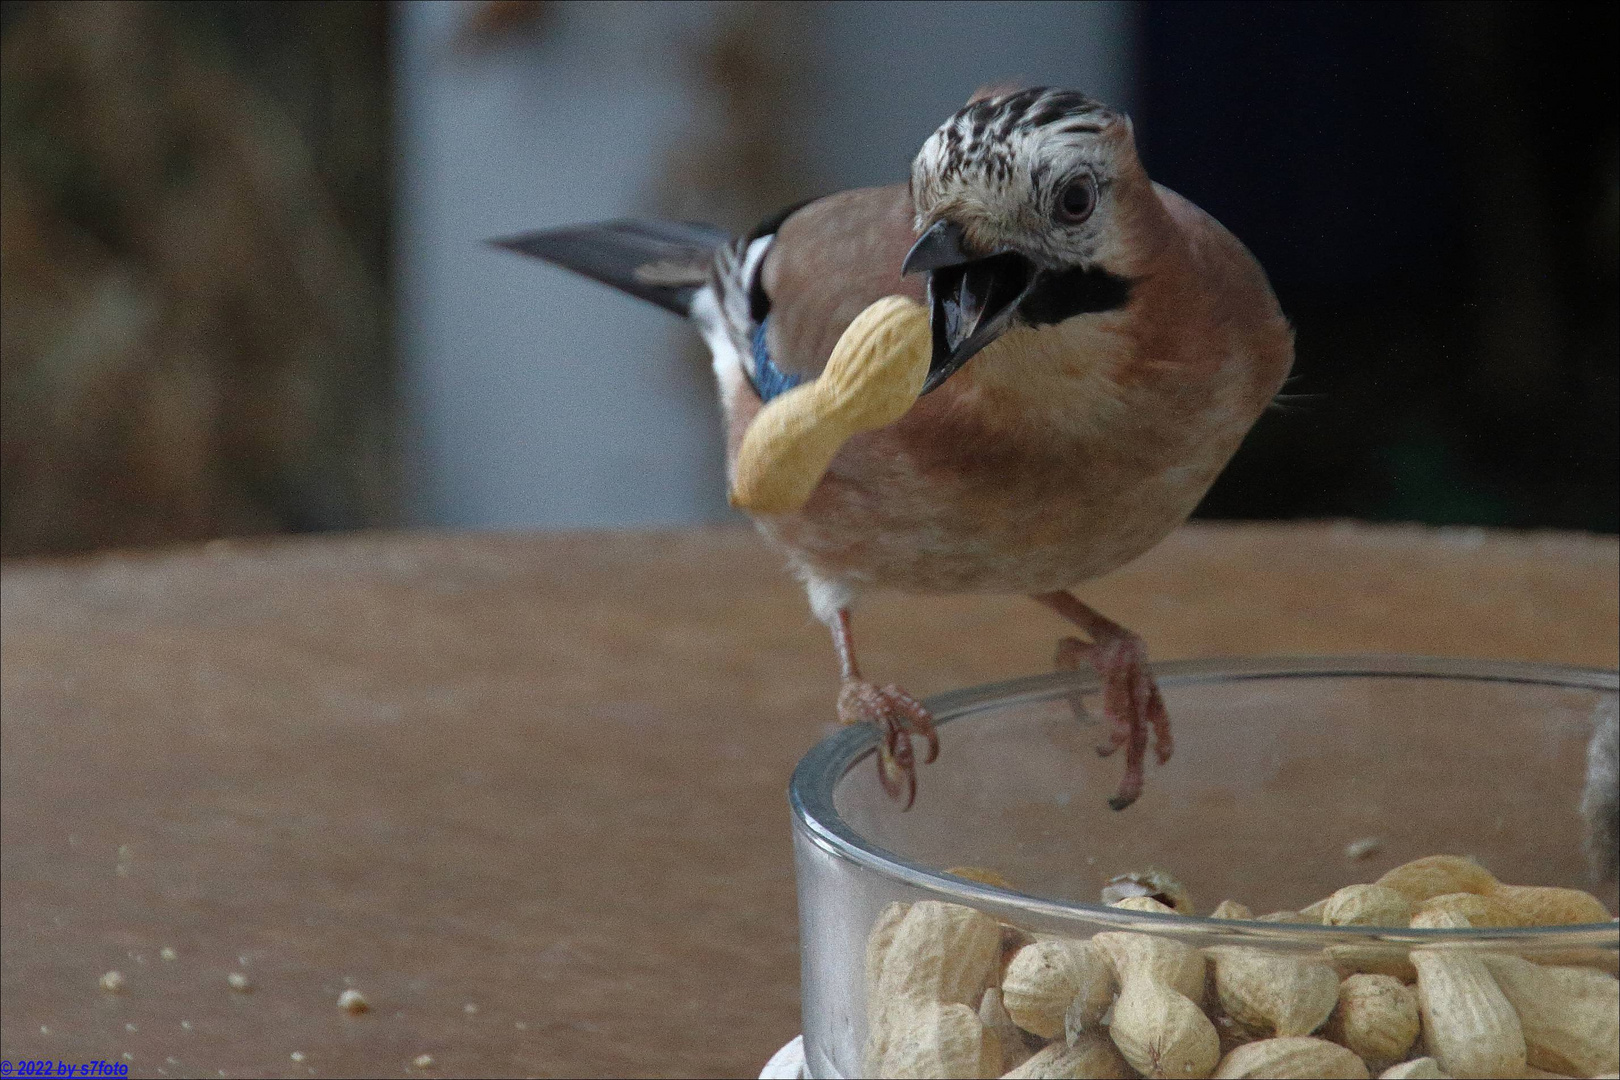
xmin=905 ymin=87 xmax=1143 ymax=391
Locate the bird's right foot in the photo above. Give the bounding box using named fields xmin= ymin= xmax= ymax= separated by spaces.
xmin=1054 ymin=631 xmax=1170 ymax=811
xmin=838 ymin=679 xmax=938 ymax=810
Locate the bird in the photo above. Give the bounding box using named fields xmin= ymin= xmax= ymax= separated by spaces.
xmin=495 ymin=86 xmax=1294 ymax=811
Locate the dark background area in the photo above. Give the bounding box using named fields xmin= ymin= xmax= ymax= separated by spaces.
xmin=0 ymin=0 xmax=1615 ymax=559
xmin=1141 ymin=1 xmax=1619 ymax=531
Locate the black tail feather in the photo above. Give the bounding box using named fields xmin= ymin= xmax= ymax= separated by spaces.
xmin=491 ymin=219 xmax=731 ymax=316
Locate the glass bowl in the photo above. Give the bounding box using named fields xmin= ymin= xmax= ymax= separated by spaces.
xmin=788 ymin=656 xmax=1619 ymax=1079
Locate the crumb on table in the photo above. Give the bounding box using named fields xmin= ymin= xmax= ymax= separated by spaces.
xmin=1344 ymin=836 xmax=1383 ymax=860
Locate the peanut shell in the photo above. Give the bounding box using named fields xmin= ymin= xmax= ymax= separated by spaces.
xmin=1323 ymin=884 xmax=1413 ymax=928
xmin=1003 ymin=1034 xmax=1134 ymax=1079
xmin=1374 ymin=856 xmax=1497 ymax=903
xmin=1479 ymin=953 xmax=1619 ymax=1077
xmin=866 ymin=900 xmax=999 ymax=1075
xmin=1410 ymin=913 xmax=1527 ymax=1078
xmin=1410 ymin=892 xmax=1518 ymax=928
xmin=1487 ymin=884 xmax=1613 ymax=927
xmin=867 ymin=902 xmax=911 ymax=1002
xmin=1326 ymin=942 xmax=1417 ymax=983
xmin=1109 ymin=973 xmax=1220 ymax=1079
xmin=1101 ymin=869 xmax=1194 ymax=914
xmin=864 ymin=901 xmax=912 ymax=1068
xmin=876 ymin=1000 xmax=999 ymax=1079
xmin=1001 ymin=938 xmax=1113 ymax=1040
xmin=1212 ymin=1036 xmax=1370 ymax=1079
xmin=1324 ymin=973 xmax=1420 ymax=1071
xmin=1110 ymin=895 xmax=1180 ymax=915
xmin=1326 ymin=891 xmax=1419 ymax=982
xmin=1256 ymin=910 xmax=1310 ymax=923
xmin=876 ymin=900 xmax=1002 ymax=1008
xmin=1299 ymin=897 xmax=1331 ymax=923
xmin=1377 ymin=1058 xmax=1450 ymax=1079
xmin=1208 ymin=946 xmax=1340 ymax=1037
xmin=977 ymin=987 xmax=1035 ymax=1075
xmin=1093 ymin=930 xmax=1206 ymax=1002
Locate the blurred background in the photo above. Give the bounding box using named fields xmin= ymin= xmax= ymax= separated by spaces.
xmin=1 ymin=0 xmax=1614 ymax=559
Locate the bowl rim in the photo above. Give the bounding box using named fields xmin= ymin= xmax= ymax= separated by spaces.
xmin=788 ymin=653 xmax=1620 ymax=946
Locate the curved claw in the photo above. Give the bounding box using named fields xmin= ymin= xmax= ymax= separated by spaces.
xmin=877 ymin=742 xmax=918 ymax=809
xmin=882 ymin=683 xmax=939 ymax=764
xmin=1054 ymin=631 xmax=1170 ymax=811
xmin=840 ymin=679 xmax=937 ymax=810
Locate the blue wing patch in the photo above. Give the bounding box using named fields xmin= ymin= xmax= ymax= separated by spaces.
xmin=751 ymin=319 xmax=806 ymax=404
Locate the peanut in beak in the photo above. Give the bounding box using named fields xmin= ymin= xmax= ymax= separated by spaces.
xmin=728 ymin=295 xmax=931 ymax=515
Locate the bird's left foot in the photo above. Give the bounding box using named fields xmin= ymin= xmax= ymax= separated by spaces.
xmin=838 ymin=679 xmax=938 ymax=809
xmin=1055 ymin=630 xmax=1170 ymax=810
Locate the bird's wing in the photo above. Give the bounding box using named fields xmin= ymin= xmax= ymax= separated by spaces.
xmin=756 ymin=183 xmax=927 ymax=382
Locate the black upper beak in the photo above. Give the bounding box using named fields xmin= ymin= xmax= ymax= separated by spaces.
xmin=901 ymin=219 xmax=975 ymax=276
xmin=902 ymin=220 xmax=1039 ymax=393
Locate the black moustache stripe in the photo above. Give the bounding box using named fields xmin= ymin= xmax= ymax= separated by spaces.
xmin=1020 ymin=266 xmax=1134 ymax=326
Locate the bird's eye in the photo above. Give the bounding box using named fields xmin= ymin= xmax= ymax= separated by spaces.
xmin=1055 ymin=177 xmax=1097 ymax=224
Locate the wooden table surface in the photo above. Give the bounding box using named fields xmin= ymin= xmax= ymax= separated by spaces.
xmin=2 ymin=522 xmax=1616 ymax=1078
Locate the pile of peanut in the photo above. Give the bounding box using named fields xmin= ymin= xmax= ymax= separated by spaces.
xmin=863 ymin=856 xmax=1619 ymax=1079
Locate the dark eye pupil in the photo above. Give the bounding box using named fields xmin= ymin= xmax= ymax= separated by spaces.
xmin=1060 ymin=181 xmax=1094 ymax=221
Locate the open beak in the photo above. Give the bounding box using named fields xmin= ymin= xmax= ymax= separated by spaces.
xmin=902 ymin=220 xmax=1039 ymax=393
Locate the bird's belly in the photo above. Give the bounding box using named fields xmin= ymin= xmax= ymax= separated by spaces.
xmin=756 ymin=449 xmax=1213 ymax=596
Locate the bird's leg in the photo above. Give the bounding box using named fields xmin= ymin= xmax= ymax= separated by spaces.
xmin=1033 ymin=591 xmax=1171 ymax=811
xmin=831 ymin=609 xmax=938 ymax=809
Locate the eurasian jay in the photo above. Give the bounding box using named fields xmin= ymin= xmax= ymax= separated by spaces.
xmin=497 ymin=87 xmax=1295 ymax=810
